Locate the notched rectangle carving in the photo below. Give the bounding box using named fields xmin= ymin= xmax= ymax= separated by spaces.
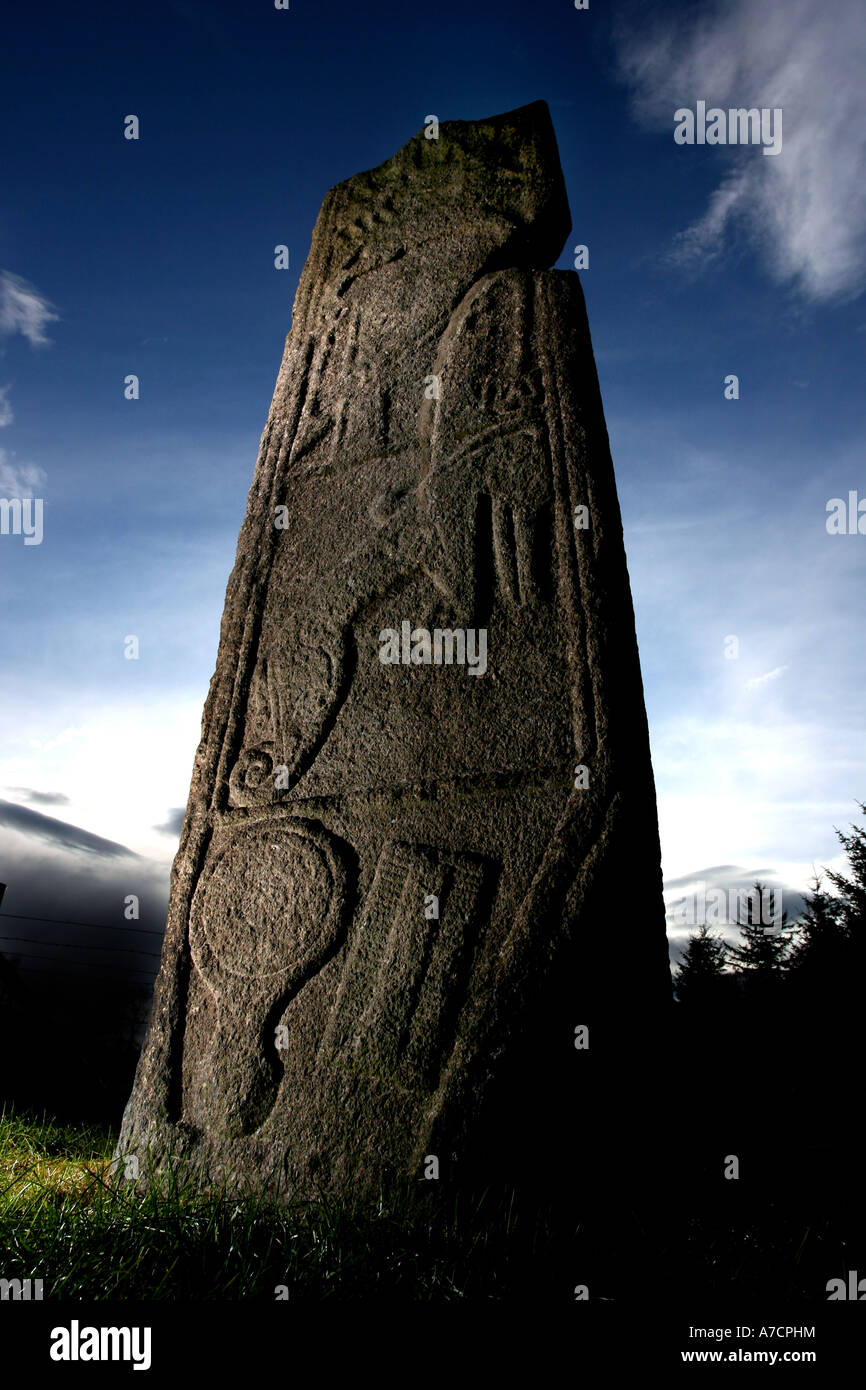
xmin=319 ymin=839 xmax=495 ymax=1092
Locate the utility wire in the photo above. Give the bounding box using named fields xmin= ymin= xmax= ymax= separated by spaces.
xmin=2 ymin=950 xmax=157 ymax=977
xmin=0 ymin=911 xmax=164 ymax=937
xmin=0 ymin=935 xmax=161 ymax=959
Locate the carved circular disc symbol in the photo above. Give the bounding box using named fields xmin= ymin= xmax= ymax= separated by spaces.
xmin=191 ymin=824 xmax=344 ymax=982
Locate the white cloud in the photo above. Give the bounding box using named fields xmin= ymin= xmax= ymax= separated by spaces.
xmin=0 ymin=695 xmax=204 ymax=863
xmin=0 ymin=448 xmax=46 ymax=494
xmin=616 ymin=0 xmax=866 ymax=301
xmin=0 ymin=269 xmax=59 ymax=346
xmin=0 ymin=384 xmax=12 ymax=426
xmin=744 ymin=665 xmax=788 ymax=690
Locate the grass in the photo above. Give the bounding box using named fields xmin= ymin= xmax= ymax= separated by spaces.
xmin=0 ymin=1106 xmax=569 ymax=1300
xmin=0 ymin=1111 xmax=113 ymax=1206
xmin=0 ymin=1106 xmax=860 ymax=1301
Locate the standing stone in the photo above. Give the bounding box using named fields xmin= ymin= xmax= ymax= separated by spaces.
xmin=118 ymin=101 xmax=671 ymax=1200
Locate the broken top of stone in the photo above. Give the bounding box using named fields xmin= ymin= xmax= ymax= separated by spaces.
xmin=294 ymin=100 xmax=572 ymax=312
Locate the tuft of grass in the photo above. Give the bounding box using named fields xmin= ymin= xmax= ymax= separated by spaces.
xmin=0 ymin=1108 xmax=113 ymax=1208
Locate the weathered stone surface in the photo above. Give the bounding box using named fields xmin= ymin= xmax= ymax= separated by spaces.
xmin=117 ymin=101 xmax=671 ymax=1199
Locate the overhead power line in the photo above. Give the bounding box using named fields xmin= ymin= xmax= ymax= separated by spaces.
xmin=0 ymin=935 xmax=161 ymax=959
xmin=0 ymin=911 xmax=164 ymax=937
xmin=2 ymin=949 xmax=158 ymax=978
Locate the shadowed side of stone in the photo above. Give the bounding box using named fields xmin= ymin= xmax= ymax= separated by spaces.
xmin=116 ymin=100 xmax=670 ymax=1202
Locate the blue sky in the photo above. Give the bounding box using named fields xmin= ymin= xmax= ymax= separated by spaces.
xmin=1 ymin=0 xmax=864 ymax=978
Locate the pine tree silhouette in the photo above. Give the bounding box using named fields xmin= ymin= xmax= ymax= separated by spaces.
xmin=673 ymin=924 xmax=728 ymax=1004
xmin=789 ymin=802 xmax=866 ymax=995
xmin=727 ymin=881 xmax=792 ymax=982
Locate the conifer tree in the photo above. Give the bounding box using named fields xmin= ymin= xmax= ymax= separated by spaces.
xmin=789 ymin=803 xmax=866 ymax=981
xmin=727 ymin=881 xmax=793 ymax=979
xmin=673 ymin=924 xmax=728 ymax=1003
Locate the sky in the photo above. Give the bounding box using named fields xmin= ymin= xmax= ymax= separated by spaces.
xmin=1 ymin=0 xmax=865 ymax=1001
